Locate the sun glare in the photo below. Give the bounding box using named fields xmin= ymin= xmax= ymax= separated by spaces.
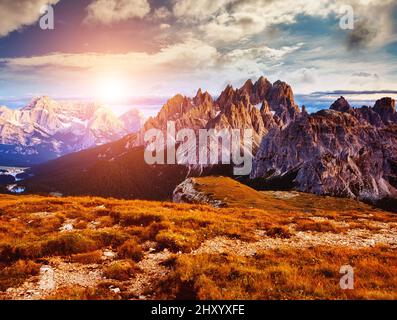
xmin=95 ymin=77 xmax=128 ymax=103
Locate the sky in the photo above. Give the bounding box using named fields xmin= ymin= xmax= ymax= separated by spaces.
xmin=0 ymin=0 xmax=396 ymax=115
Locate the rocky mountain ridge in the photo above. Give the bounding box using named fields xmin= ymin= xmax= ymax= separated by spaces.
xmin=251 ymin=96 xmax=397 ymax=203
xmin=0 ymin=97 xmax=144 ymax=165
xmin=135 ymin=76 xmax=300 ymax=152
xmin=7 ymin=76 xmax=397 ymax=208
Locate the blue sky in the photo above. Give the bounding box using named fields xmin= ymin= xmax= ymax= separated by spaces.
xmin=0 ymin=0 xmax=396 ymax=114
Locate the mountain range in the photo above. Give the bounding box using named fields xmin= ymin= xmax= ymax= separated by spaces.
xmin=251 ymin=96 xmax=397 ymax=203
xmin=0 ymin=96 xmax=145 ymax=166
xmin=2 ymin=77 xmax=396 ymax=210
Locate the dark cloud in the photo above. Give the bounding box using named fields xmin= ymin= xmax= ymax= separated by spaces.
xmin=346 ymin=21 xmax=378 ymax=50
xmin=352 ymin=72 xmax=379 ymax=79
xmin=237 ymin=16 xmax=254 ymax=27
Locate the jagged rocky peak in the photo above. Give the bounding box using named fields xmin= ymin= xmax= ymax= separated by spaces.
xmin=157 ymin=94 xmax=193 ymax=122
xmin=268 ymin=80 xmax=297 ymax=108
xmin=216 ymin=76 xmax=298 ymax=115
xmin=254 ymin=76 xmax=272 ymax=95
xmin=139 ymin=75 xmax=299 ymax=150
xmin=266 ymin=80 xmax=300 ymax=123
xmin=330 ymin=96 xmax=353 ymax=113
xmin=193 ymin=88 xmax=213 ymax=106
xmin=374 ymin=97 xmax=396 ymax=112
xmin=236 ymin=77 xmax=273 ymax=105
xmin=216 ymin=84 xmax=236 ymax=108
xmin=22 ymin=96 xmax=58 ymax=111
xmin=373 ymin=97 xmax=396 ymax=124
xmin=237 ymin=79 xmax=255 ymax=102
xmin=240 ymin=79 xmax=254 ymax=93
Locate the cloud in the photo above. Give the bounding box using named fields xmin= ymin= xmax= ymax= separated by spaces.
xmin=0 ymin=39 xmax=219 ymax=73
xmin=0 ymin=0 xmax=59 ymax=37
xmin=1 ymin=38 xmax=302 ymax=74
xmin=345 ymin=1 xmax=396 ymax=50
xmin=172 ymin=0 xmax=340 ymax=42
xmin=0 ymin=36 xmax=306 ymax=97
xmin=84 ymin=0 xmax=151 ymax=25
xmin=169 ymin=0 xmax=397 ymax=47
xmin=223 ymin=44 xmax=303 ymax=63
xmin=288 ymin=68 xmax=318 ymax=84
xmin=346 ymin=20 xmax=378 ymax=50
xmin=352 ymin=72 xmax=379 ymax=78
xmin=153 ymin=7 xmax=172 ymax=20
xmin=173 ymin=0 xmax=232 ymax=20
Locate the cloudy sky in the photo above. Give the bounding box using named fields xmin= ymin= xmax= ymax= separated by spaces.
xmin=0 ymin=0 xmax=396 ymax=114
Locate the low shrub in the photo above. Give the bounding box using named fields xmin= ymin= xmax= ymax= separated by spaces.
xmin=103 ymin=260 xmax=138 ymax=281
xmin=295 ymin=220 xmax=340 ymax=233
xmin=41 ymin=233 xmax=98 ymax=256
xmin=45 ymin=285 xmax=121 ymax=300
xmin=0 ymin=260 xmax=41 ymax=291
xmin=266 ymin=226 xmax=292 ymax=239
xmin=117 ymin=239 xmax=143 ymax=262
xmin=70 ymin=251 xmax=103 ymax=264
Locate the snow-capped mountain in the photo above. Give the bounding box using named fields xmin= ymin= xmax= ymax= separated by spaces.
xmin=0 ymin=96 xmax=145 ymax=166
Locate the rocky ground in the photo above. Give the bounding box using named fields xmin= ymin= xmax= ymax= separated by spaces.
xmin=3 ymin=216 xmax=396 ymax=300
xmin=0 ymin=181 xmax=396 ymax=300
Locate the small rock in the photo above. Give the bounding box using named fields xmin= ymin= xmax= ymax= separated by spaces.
xmin=60 ymin=223 xmax=74 ymax=232
xmin=103 ymin=250 xmax=117 ymax=260
xmin=110 ymin=287 xmax=121 ymax=294
xmin=39 ymin=265 xmax=55 ymax=291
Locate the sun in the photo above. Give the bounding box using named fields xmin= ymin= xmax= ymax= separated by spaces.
xmin=95 ymin=77 xmax=128 ymax=103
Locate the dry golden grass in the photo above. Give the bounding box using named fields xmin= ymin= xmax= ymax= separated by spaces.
xmin=0 ymin=260 xmax=41 ymax=291
xmin=117 ymin=239 xmax=143 ymax=262
xmin=70 ymin=251 xmax=103 ymax=264
xmin=45 ymin=285 xmax=121 ymax=300
xmin=103 ymin=260 xmax=138 ymax=281
xmin=295 ymin=219 xmax=342 ymax=233
xmin=156 ymin=246 xmax=397 ymax=300
xmin=193 ymin=177 xmax=394 ymax=218
xmin=266 ymin=226 xmax=292 ymax=238
xmin=0 ymin=179 xmax=395 ymax=300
